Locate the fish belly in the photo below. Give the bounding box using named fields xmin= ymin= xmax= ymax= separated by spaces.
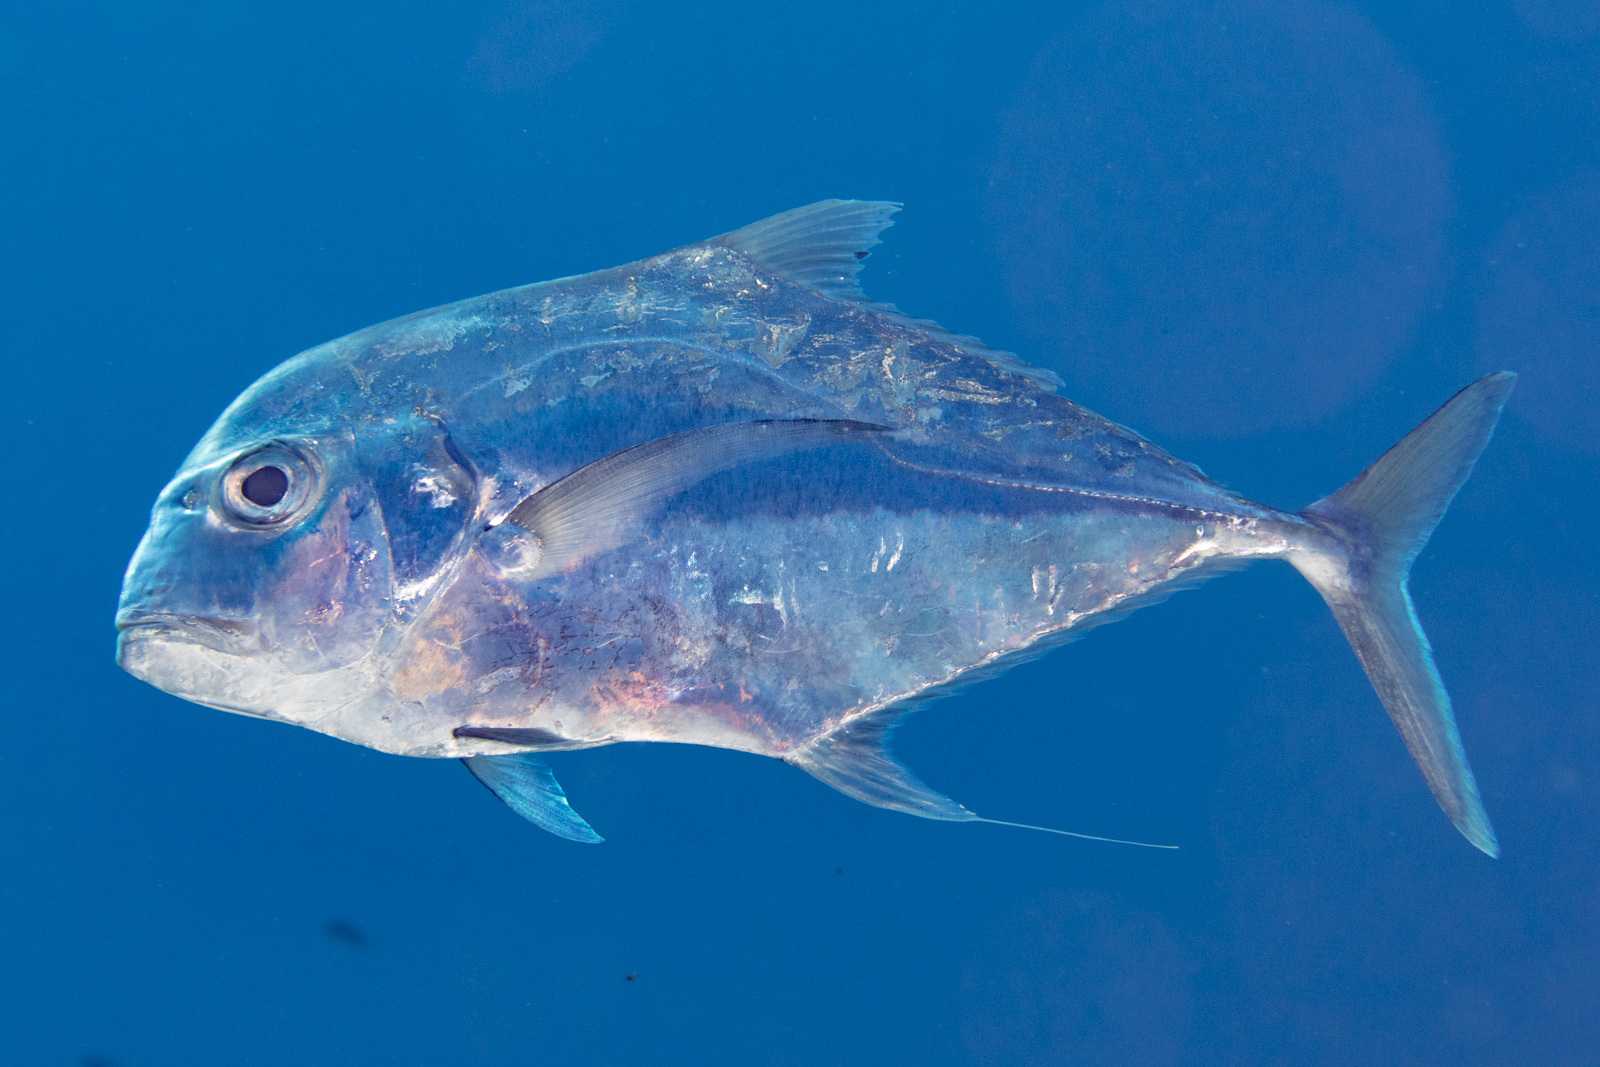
xmin=413 ymin=500 xmax=1236 ymax=760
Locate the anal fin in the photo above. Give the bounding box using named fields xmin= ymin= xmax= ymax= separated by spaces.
xmin=786 ymin=711 xmax=976 ymax=821
xmin=788 ymin=711 xmax=1177 ymax=849
xmin=462 ymin=754 xmax=603 ymax=843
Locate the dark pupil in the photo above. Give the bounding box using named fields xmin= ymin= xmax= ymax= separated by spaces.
xmin=241 ymin=465 xmax=290 ymax=508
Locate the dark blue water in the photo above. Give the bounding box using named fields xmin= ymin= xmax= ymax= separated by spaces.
xmin=5 ymin=2 xmax=1598 ymax=1064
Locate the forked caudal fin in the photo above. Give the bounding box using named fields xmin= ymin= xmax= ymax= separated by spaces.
xmin=1291 ymin=372 xmax=1516 ymax=857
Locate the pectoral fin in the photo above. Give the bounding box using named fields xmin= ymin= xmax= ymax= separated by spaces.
xmin=462 ymin=754 xmax=603 ymax=843
xmin=482 ymin=418 xmax=884 ymax=580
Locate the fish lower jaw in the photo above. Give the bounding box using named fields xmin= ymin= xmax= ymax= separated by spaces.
xmin=117 ymin=633 xmax=382 ymax=736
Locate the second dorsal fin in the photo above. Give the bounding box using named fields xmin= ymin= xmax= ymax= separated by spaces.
xmin=716 ymin=200 xmax=901 ymax=303
xmin=714 ymin=201 xmax=1064 ymax=391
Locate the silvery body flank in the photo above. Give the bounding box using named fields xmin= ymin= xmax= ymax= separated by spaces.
xmin=117 ymin=202 xmax=1513 ymax=853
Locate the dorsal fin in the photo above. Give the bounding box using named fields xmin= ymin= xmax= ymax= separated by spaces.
xmin=715 ymin=201 xmax=1064 ymax=392
xmin=717 ymin=199 xmax=900 ymax=303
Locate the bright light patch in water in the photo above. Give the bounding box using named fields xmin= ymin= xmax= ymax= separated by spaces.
xmin=986 ymin=0 xmax=1450 ymax=438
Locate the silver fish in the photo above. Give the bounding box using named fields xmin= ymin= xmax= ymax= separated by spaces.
xmin=116 ymin=201 xmax=1513 ymax=854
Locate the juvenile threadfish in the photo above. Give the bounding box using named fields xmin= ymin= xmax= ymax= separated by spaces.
xmin=116 ymin=201 xmax=1512 ymax=854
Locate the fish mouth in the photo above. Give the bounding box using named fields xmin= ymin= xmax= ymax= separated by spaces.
xmin=115 ymin=609 xmax=259 ymax=656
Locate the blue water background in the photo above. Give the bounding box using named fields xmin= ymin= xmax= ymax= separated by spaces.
xmin=4 ymin=2 xmax=1598 ymax=1063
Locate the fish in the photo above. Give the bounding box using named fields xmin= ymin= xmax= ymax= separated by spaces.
xmin=116 ymin=200 xmax=1514 ymax=855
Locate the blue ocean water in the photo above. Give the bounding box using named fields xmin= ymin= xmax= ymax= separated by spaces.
xmin=3 ymin=1 xmax=1598 ymax=1063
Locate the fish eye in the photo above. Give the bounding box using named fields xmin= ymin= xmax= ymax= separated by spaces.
xmin=241 ymin=465 xmax=289 ymax=507
xmin=218 ymin=441 xmax=321 ymax=528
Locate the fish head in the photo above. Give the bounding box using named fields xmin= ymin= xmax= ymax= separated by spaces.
xmin=116 ymin=425 xmax=398 ymax=723
xmin=117 ymin=333 xmax=483 ymax=737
